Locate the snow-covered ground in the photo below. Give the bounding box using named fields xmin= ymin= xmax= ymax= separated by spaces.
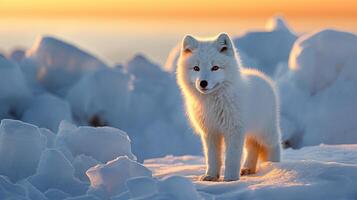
xmin=0 ymin=16 xmax=357 ymax=199
xmin=145 ymin=144 xmax=357 ymax=199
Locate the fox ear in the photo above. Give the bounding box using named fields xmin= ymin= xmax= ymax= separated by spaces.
xmin=216 ymin=33 xmax=234 ymax=56
xmin=182 ymin=35 xmax=198 ymax=54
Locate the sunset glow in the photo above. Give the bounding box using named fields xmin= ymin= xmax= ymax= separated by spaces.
xmin=1 ymin=0 xmax=357 ymax=18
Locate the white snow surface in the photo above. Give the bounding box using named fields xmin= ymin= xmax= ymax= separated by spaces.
xmin=144 ymin=144 xmax=357 ymax=200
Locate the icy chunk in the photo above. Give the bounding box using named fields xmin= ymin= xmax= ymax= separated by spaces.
xmin=56 ymin=121 xmax=136 ymax=163
xmin=0 ymin=56 xmax=32 ymax=119
xmin=0 ymin=119 xmax=46 ymax=182
xmin=18 ymin=180 xmax=47 ymax=200
xmin=234 ymin=16 xmax=297 ymax=76
xmin=26 ymin=36 xmax=107 ymax=96
xmin=8 ymin=48 xmax=26 ymax=63
xmin=39 ymin=128 xmax=56 ymax=148
xmin=22 ymin=94 xmax=73 ymax=132
xmin=63 ymin=195 xmax=100 ymax=200
xmin=86 ymin=156 xmax=152 ymax=197
xmin=44 ymin=189 xmax=70 ymax=200
xmin=265 ymin=15 xmax=293 ymax=32
xmin=72 ymin=155 xmax=100 ymax=182
xmin=66 ymin=68 xmax=131 ymax=128
xmin=0 ymin=175 xmax=27 ymax=200
xmin=28 ymin=149 xmax=88 ymax=196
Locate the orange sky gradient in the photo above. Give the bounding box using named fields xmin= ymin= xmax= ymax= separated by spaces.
xmin=0 ymin=0 xmax=357 ymax=19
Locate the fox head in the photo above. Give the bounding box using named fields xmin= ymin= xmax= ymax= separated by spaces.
xmin=177 ymin=33 xmax=241 ymax=95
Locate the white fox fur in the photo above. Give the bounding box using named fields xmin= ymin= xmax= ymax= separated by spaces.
xmin=176 ymin=33 xmax=281 ymax=181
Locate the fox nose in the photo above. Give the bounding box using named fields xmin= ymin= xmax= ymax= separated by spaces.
xmin=200 ymin=80 xmax=208 ymax=88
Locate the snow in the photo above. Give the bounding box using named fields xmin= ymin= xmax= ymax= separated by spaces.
xmin=278 ymin=29 xmax=357 ymax=148
xmin=55 ymin=121 xmax=136 ymax=163
xmin=25 ymin=36 xmax=107 ymax=96
xmin=86 ymin=156 xmax=152 ymax=198
xmin=145 ymin=144 xmax=357 ymax=200
xmin=66 ymin=67 xmax=131 ymax=128
xmin=233 ymin=16 xmax=297 ymax=76
xmin=22 ymin=94 xmax=73 ymax=132
xmin=28 ymin=149 xmax=88 ymax=196
xmin=0 ymin=119 xmax=46 ymax=182
xmin=0 ymin=175 xmax=27 ymax=200
xmin=40 ymin=128 xmax=56 ymax=148
xmin=123 ymin=54 xmax=201 ymax=160
xmin=0 ymin=56 xmax=32 ymax=119
xmin=44 ymin=189 xmax=70 ymax=200
xmin=8 ymin=48 xmax=26 ymax=63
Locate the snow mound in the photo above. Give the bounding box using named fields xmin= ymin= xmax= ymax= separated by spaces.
xmin=125 ymin=54 xmax=165 ymax=79
xmin=278 ymin=29 xmax=357 ymax=148
xmin=265 ymin=15 xmax=293 ymax=32
xmin=156 ymin=176 xmax=204 ymax=200
xmin=112 ymin=176 xmax=212 ymax=200
xmin=22 ymin=94 xmax=73 ymax=132
xmin=234 ymin=16 xmax=297 ymax=76
xmin=145 ymin=144 xmax=357 ymax=200
xmin=25 ymin=36 xmax=107 ymax=96
xmin=28 ymin=149 xmax=88 ymax=196
xmin=55 ymin=121 xmax=136 ymax=163
xmin=86 ymin=156 xmax=152 ymax=198
xmin=288 ymin=29 xmax=357 ymax=94
xmin=125 ymin=176 xmax=158 ymax=198
xmin=0 ymin=57 xmax=32 ymax=119
xmin=66 ymin=68 xmax=131 ymax=128
xmin=0 ymin=119 xmax=46 ymax=182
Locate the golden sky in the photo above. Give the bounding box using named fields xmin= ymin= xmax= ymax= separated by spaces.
xmin=0 ymin=0 xmax=356 ymax=18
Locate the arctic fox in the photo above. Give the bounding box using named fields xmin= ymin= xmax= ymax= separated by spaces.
xmin=176 ymin=33 xmax=281 ymax=181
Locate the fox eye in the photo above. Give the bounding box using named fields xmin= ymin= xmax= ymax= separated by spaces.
xmin=193 ymin=66 xmax=200 ymax=71
xmin=211 ymin=65 xmax=220 ymax=71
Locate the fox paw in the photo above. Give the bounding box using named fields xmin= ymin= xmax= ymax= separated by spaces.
xmin=200 ymin=174 xmax=219 ymax=182
xmin=223 ymin=176 xmax=239 ymax=182
xmin=240 ymin=168 xmax=255 ymax=176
